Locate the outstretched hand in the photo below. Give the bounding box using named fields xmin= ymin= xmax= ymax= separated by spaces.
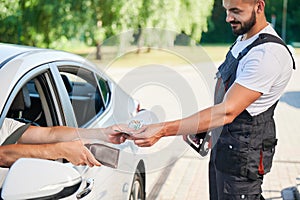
xmin=105 ymin=122 xmax=165 ymax=147
xmin=106 ymin=124 xmax=141 ymax=144
xmin=126 ymin=123 xmax=165 ymax=147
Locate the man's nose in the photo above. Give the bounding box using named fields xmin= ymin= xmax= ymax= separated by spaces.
xmin=226 ymin=12 xmax=234 ymax=23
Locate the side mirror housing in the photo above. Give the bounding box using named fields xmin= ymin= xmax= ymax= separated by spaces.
xmin=1 ymin=158 xmax=81 ymax=200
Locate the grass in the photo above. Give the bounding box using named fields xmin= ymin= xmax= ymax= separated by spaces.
xmin=293 ymin=47 xmax=300 ymax=55
xmin=68 ymin=44 xmax=299 ymax=67
xmin=68 ymin=44 xmax=231 ymax=67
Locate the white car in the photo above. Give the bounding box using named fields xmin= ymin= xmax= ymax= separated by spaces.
xmin=0 ymin=43 xmax=156 ymax=200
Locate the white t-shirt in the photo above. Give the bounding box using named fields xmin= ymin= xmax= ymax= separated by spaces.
xmin=0 ymin=118 xmax=25 ymax=145
xmin=230 ymin=24 xmax=293 ymax=116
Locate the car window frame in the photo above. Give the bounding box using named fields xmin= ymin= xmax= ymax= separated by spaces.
xmin=0 ymin=64 xmax=65 ymax=128
xmin=49 ymin=63 xmax=77 ymax=127
xmin=52 ymin=61 xmax=109 ymax=128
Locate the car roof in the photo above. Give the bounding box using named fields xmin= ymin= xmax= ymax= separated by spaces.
xmin=0 ymin=42 xmax=112 ymax=83
xmin=0 ymin=43 xmax=108 ymax=86
xmin=0 ymin=43 xmax=41 ymax=67
xmin=0 ymin=43 xmax=101 ymax=74
xmin=0 ymin=43 xmax=88 ymax=67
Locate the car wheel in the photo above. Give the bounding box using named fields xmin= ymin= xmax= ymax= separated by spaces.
xmin=129 ymin=169 xmax=145 ymax=200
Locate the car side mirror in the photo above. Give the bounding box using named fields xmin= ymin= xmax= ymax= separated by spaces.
xmin=1 ymin=158 xmax=82 ymax=200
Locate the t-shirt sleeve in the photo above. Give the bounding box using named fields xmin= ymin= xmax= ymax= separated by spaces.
xmin=235 ymin=46 xmax=281 ymax=94
xmin=0 ymin=118 xmax=25 ymax=145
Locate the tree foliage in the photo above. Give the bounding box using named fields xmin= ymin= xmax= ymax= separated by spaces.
xmin=1 ymin=0 xmax=299 ymax=47
xmin=202 ymin=0 xmax=300 ymax=44
xmin=0 ymin=0 xmax=99 ymax=47
xmin=0 ymin=0 xmax=214 ymax=48
xmin=265 ymin=0 xmax=300 ymax=43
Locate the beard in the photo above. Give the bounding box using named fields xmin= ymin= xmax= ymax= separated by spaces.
xmin=230 ymin=9 xmax=256 ymax=36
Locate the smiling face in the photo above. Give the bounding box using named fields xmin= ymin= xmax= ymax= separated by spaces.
xmin=230 ymin=8 xmax=256 ymax=36
xmin=223 ymin=0 xmax=264 ymax=37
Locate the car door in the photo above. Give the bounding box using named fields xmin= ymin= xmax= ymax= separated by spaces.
xmin=0 ymin=63 xmax=85 ymax=199
xmin=53 ymin=61 xmax=156 ymax=200
xmin=51 ymin=62 xmax=137 ymax=200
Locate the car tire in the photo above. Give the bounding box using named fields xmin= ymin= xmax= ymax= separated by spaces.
xmin=129 ymin=169 xmax=145 ymax=200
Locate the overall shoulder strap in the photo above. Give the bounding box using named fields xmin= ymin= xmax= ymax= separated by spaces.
xmin=1 ymin=123 xmax=31 ymax=146
xmin=237 ymin=33 xmax=296 ymax=69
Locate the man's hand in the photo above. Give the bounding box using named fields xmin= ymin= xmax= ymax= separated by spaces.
xmin=59 ymin=140 xmax=101 ymax=167
xmin=128 ymin=123 xmax=165 ymax=147
xmin=106 ymin=122 xmax=165 ymax=147
xmin=106 ymin=124 xmax=146 ymax=144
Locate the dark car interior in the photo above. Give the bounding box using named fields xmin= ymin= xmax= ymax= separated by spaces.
xmin=7 ymin=80 xmax=47 ymax=127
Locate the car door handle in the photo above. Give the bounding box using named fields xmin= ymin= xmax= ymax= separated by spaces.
xmin=76 ymin=178 xmax=94 ymax=199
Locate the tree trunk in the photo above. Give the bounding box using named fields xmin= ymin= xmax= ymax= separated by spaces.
xmin=96 ymin=43 xmax=101 ymax=60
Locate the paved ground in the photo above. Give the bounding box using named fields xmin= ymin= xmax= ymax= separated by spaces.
xmin=107 ymin=53 xmax=300 ymax=200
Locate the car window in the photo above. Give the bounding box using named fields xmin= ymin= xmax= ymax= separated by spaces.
xmin=6 ymin=72 xmax=59 ymax=127
xmin=58 ymin=67 xmax=105 ymax=127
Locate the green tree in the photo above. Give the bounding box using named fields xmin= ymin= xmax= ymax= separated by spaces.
xmin=265 ymin=0 xmax=300 ymax=44
xmin=202 ymin=0 xmax=300 ymax=44
xmin=201 ymin=0 xmax=236 ymax=44
xmin=0 ymin=0 xmax=98 ymax=47
xmin=96 ymin=0 xmax=213 ymax=49
xmin=0 ymin=0 xmax=214 ymax=50
xmin=0 ymin=1 xmax=20 ymax=44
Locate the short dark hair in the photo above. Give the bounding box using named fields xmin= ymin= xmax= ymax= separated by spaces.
xmin=244 ymin=0 xmax=265 ymax=3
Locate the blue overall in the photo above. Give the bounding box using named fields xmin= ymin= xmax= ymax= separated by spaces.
xmin=208 ymin=34 xmax=295 ymax=200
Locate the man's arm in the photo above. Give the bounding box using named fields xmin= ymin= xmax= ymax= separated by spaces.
xmin=18 ymin=125 xmax=124 ymax=145
xmin=0 ymin=140 xmax=101 ymax=167
xmin=131 ymin=83 xmax=262 ymax=147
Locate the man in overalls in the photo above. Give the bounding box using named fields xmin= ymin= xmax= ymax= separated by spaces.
xmin=122 ymin=0 xmax=295 ymax=199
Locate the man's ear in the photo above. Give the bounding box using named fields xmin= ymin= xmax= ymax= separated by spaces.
xmin=257 ymin=0 xmax=265 ymax=13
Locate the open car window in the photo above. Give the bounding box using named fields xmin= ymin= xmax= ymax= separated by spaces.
xmin=58 ymin=66 xmax=105 ymax=127
xmin=6 ymin=71 xmax=60 ymax=127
